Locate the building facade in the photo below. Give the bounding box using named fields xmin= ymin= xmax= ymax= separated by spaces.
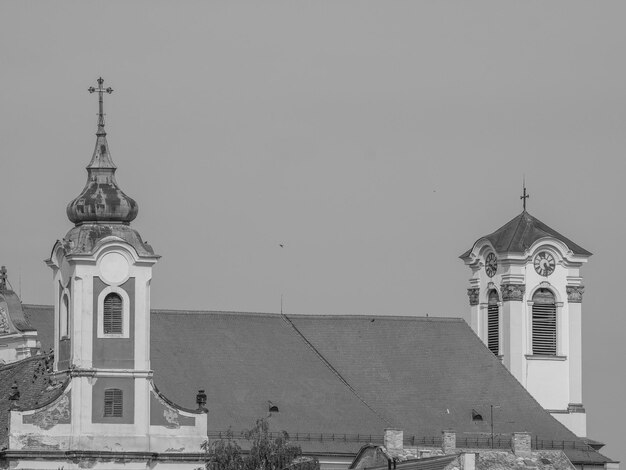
xmin=3 ymin=78 xmax=207 ymax=470
xmin=0 ymin=79 xmax=616 ymax=470
xmin=460 ymin=210 xmax=590 ymax=437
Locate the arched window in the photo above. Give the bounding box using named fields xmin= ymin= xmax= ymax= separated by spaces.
xmin=103 ymin=293 xmax=123 ymax=334
xmin=532 ymin=288 xmax=557 ymax=356
xmin=60 ymin=294 xmax=70 ymax=338
xmin=487 ymin=289 xmax=499 ymax=355
xmin=104 ymin=388 xmax=123 ymax=417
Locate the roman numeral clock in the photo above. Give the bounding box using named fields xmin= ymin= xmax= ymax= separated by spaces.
xmin=533 ymin=251 xmax=556 ymax=277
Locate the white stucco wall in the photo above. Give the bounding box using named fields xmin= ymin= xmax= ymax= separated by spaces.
xmin=463 ymin=236 xmax=588 ymax=436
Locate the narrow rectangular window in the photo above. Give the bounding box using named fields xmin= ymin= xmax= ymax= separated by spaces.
xmin=60 ymin=294 xmax=70 ymax=338
xmin=487 ymin=290 xmax=499 ymax=355
xmin=487 ymin=304 xmax=499 ymax=355
xmin=104 ymin=388 xmax=123 ymax=417
xmin=532 ymin=289 xmax=557 ymax=356
xmin=103 ymin=293 xmax=123 ymax=334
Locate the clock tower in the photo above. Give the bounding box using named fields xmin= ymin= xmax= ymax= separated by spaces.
xmin=460 ymin=203 xmax=591 ymax=437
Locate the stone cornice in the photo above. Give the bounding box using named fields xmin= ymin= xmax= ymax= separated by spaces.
xmin=68 ymin=368 xmax=153 ymax=378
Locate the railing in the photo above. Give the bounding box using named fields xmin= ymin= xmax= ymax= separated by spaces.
xmin=204 ymin=431 xmax=596 ymax=452
xmin=206 ymin=431 xmax=386 ymax=444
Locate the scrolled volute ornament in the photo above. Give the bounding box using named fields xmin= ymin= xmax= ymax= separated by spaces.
xmin=566 ymin=285 xmax=584 ymax=303
xmin=500 ymin=283 xmax=525 ymax=302
xmin=467 ymin=288 xmax=480 ymax=306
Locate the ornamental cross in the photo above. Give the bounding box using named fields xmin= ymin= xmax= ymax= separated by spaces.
xmin=88 ymin=77 xmax=113 ymax=129
xmin=520 ymin=184 xmax=529 ymax=211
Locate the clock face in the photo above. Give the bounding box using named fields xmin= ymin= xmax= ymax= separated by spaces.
xmin=485 ymin=253 xmax=497 ymax=278
xmin=534 ymin=251 xmax=556 ymax=277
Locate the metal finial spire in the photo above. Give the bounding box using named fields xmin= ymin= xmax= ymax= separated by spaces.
xmin=520 ymin=178 xmax=529 ymax=211
xmin=67 ymin=76 xmax=138 ymax=225
xmin=88 ymin=77 xmax=113 ymax=133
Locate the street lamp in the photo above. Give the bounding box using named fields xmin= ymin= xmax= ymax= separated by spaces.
xmin=490 ymin=404 xmax=501 ymax=448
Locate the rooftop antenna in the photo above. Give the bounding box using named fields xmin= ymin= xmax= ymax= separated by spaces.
xmin=520 ymin=176 xmax=529 ymax=212
xmin=279 ymin=242 xmax=286 ymax=315
xmin=490 ymin=404 xmax=501 ymax=448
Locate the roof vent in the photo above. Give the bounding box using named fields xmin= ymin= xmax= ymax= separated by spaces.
xmin=8 ymin=382 xmax=20 ymax=405
xmin=268 ymin=401 xmax=279 ymax=413
xmin=471 ymin=409 xmax=483 ymax=421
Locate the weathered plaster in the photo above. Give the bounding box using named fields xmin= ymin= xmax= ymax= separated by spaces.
xmin=149 ymin=391 xmax=195 ymax=428
xmin=22 ymin=392 xmax=71 ymax=430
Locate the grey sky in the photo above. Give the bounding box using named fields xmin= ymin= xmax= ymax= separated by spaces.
xmin=1 ymin=1 xmax=624 ymax=462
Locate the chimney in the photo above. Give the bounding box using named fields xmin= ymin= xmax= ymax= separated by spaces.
xmin=460 ymin=453 xmax=476 ymax=470
xmin=511 ymin=432 xmax=532 ymax=458
xmin=384 ymin=429 xmax=403 ymax=452
xmin=442 ymin=430 xmax=456 ymax=454
xmin=196 ymin=389 xmax=207 ymax=412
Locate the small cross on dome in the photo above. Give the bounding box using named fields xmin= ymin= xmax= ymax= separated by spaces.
xmin=88 ymin=77 xmax=113 ymax=132
xmin=520 ymin=182 xmax=529 ymax=211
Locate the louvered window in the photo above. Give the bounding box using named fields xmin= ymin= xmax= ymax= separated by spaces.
xmin=104 ymin=388 xmax=123 ymax=417
xmin=532 ymin=289 xmax=557 ymax=356
xmin=103 ymin=293 xmax=123 ymax=334
xmin=487 ymin=290 xmax=499 ymax=355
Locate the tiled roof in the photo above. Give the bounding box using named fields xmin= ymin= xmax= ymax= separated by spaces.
xmin=405 ymin=455 xmax=457 ymax=470
xmin=23 ymin=305 xmax=54 ymax=351
xmin=473 ymin=450 xmax=575 ymax=470
xmin=357 ymin=452 xmax=457 ymax=470
xmin=19 ymin=306 xmax=610 ymax=464
xmin=460 ymin=211 xmax=591 ymax=258
xmin=1 ymin=289 xmax=35 ymax=333
xmin=0 ymin=353 xmax=65 ymax=450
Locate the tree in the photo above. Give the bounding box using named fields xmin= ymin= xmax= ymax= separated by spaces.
xmin=201 ymin=429 xmax=245 ymax=470
xmin=202 ymin=419 xmax=319 ymax=470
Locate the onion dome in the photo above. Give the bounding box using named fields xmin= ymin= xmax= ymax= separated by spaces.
xmin=66 ymin=78 xmax=138 ymax=225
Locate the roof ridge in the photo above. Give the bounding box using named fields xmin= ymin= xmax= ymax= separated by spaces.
xmin=505 ymin=211 xmax=526 ymax=252
xmin=281 ymin=313 xmax=393 ymax=427
xmin=150 ymin=310 xmax=466 ymax=321
xmin=22 ymin=303 xmax=54 ymax=308
xmin=276 ymin=314 xmax=464 ymax=321
xmin=21 ymin=303 xmax=465 ymax=321
xmin=150 ymin=309 xmax=282 ymax=317
xmin=0 ymin=352 xmax=52 ymax=372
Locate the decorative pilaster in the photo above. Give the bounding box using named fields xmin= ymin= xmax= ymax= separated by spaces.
xmin=467 ymin=288 xmax=480 ymax=306
xmin=500 ymin=283 xmax=525 ymax=302
xmin=0 ymin=306 xmax=9 ymax=334
xmin=566 ymin=285 xmax=584 ymax=303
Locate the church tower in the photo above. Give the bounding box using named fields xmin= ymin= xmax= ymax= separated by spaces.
xmin=7 ymin=78 xmax=206 ymax=469
xmin=460 ymin=192 xmax=590 ymax=437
